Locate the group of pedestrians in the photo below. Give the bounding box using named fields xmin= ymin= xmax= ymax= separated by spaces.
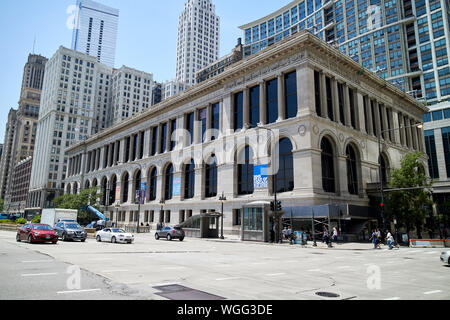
xmin=370 ymin=228 xmax=397 ymax=250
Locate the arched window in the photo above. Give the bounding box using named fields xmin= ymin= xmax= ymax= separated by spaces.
xmin=274 ymin=138 xmax=294 ymax=193
xmin=110 ymin=175 xmax=117 ymax=204
xmin=101 ymin=178 xmax=108 ymax=205
xmin=85 ymin=180 xmax=90 ymax=189
xmin=164 ymin=164 xmax=174 ymax=200
xmin=379 ymin=154 xmax=390 ymax=186
xmin=148 ymin=168 xmax=157 ymax=201
xmin=321 ymin=137 xmax=336 ymax=193
xmin=346 ymin=144 xmax=359 ymax=195
xmin=205 ymin=154 xmax=218 ymax=198
xmin=184 ymin=160 xmax=195 ymax=199
xmin=238 ymin=146 xmax=254 ymax=195
xmin=122 ymin=173 xmax=129 ymax=203
xmin=73 ymin=182 xmax=78 ymax=195
xmin=134 ymin=170 xmax=141 ymax=204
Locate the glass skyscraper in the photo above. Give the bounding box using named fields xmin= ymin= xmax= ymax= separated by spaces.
xmin=239 ymin=0 xmax=450 ymax=105
xmin=71 ymin=0 xmax=119 ymax=68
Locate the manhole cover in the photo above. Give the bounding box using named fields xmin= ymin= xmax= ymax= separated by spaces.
xmin=153 ymin=284 xmax=187 ymax=292
xmin=315 ymin=292 xmax=340 ymax=298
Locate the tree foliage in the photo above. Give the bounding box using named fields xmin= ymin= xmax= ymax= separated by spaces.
xmin=53 ymin=188 xmax=103 ymax=223
xmin=0 ymin=198 xmax=4 ymax=212
xmin=386 ymin=152 xmax=433 ymax=237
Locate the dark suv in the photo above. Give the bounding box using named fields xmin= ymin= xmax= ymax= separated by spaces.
xmin=155 ymin=226 xmax=185 ymax=241
xmin=54 ymin=221 xmax=87 ymax=242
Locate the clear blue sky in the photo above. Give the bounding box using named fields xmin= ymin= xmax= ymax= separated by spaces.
xmin=0 ymin=0 xmax=289 ymax=142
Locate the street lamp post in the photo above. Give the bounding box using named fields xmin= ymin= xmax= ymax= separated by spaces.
xmin=219 ymin=192 xmax=226 ymax=239
xmin=251 ymin=123 xmax=282 ymax=243
xmin=378 ymin=122 xmax=423 ymax=232
xmin=159 ymin=199 xmax=165 ymax=227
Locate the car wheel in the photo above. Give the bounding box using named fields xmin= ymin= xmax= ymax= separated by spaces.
xmin=96 ymin=235 xmax=102 ymax=242
xmin=52 ymin=241 xmax=58 ymax=244
xmin=28 ymin=235 xmax=33 ymax=244
xmin=448 ymin=257 xmax=450 ymax=266
xmin=155 ymin=233 xmax=160 ymax=240
xmin=180 ymin=237 xmax=184 ymax=242
xmin=16 ymin=234 xmax=21 ymax=242
xmin=62 ymin=233 xmax=67 ymax=242
xmin=167 ymin=234 xmax=172 ymax=241
xmin=111 ymin=236 xmax=116 ymax=244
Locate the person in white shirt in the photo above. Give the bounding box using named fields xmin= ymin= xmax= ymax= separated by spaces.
xmin=386 ymin=230 xmax=394 ymax=250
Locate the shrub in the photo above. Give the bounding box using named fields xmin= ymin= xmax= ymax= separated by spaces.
xmin=31 ymin=215 xmax=41 ymax=223
xmin=15 ymin=218 xmax=27 ymax=225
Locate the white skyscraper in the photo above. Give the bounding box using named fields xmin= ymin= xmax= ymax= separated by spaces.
xmin=71 ymin=0 xmax=119 ymax=68
xmin=176 ymin=0 xmax=220 ymax=87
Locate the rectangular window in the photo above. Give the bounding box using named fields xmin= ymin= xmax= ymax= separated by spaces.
xmin=284 ymin=71 xmax=298 ymax=119
xmin=425 ymin=130 xmax=439 ymax=179
xmin=211 ymin=103 xmax=220 ymax=140
xmin=249 ymin=86 xmax=260 ymax=128
xmin=348 ymin=88 xmax=356 ymax=129
xmin=234 ymin=92 xmax=244 ymax=131
xmin=199 ymin=108 xmax=207 ymax=142
xmin=186 ymin=112 xmax=194 ymax=145
xmin=337 ymin=82 xmax=345 ymax=124
xmin=151 ymin=126 xmax=158 ymax=156
xmin=170 ymin=119 xmax=177 ymax=151
xmin=266 ymin=78 xmax=278 ymax=124
xmin=325 ymin=77 xmax=334 ymax=121
xmin=314 ymin=71 xmax=322 ymax=117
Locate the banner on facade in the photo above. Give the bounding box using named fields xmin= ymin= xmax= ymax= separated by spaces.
xmin=254 ymin=164 xmax=268 ymax=189
xmin=140 ymin=182 xmax=147 ymax=204
xmin=173 ymin=177 xmax=181 ymax=196
xmin=115 ymin=186 xmax=121 ymax=200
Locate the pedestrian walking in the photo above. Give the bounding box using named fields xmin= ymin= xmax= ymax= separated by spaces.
xmin=386 ymin=230 xmax=394 ymax=250
xmin=376 ymin=229 xmax=382 ymax=249
xmin=323 ymin=228 xmax=330 ymax=246
xmin=287 ymin=225 xmax=295 ymax=245
xmin=332 ymin=227 xmax=338 ymax=244
xmin=370 ymin=230 xmax=378 ymax=249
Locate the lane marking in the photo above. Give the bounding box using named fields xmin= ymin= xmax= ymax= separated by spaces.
xmin=266 ymin=273 xmax=286 ymax=277
xmin=424 ymin=251 xmax=438 ymax=255
xmin=384 ymin=297 xmax=401 ymax=300
xmin=216 ymin=277 xmax=240 ymax=281
xmin=57 ymin=289 xmax=101 ymax=294
xmin=22 ymin=260 xmax=53 ymax=263
xmin=424 ymin=290 xmax=442 ymax=295
xmin=21 ymin=273 xmax=58 ymax=277
xmin=307 ymin=269 xmax=322 ymax=272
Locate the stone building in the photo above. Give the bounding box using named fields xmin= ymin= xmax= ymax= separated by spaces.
xmin=65 ymin=31 xmax=427 ymax=239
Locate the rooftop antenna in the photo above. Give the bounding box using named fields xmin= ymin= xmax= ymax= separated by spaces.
xmin=32 ymin=35 xmax=36 ymax=54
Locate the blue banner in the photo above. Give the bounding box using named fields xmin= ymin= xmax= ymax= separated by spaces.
xmin=173 ymin=177 xmax=181 ymax=196
xmin=254 ymin=164 xmax=268 ymax=189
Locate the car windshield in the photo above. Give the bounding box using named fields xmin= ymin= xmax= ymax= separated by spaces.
xmin=65 ymin=223 xmax=81 ymax=229
xmin=33 ymin=225 xmax=53 ymax=231
xmin=111 ymin=229 xmax=125 ymax=233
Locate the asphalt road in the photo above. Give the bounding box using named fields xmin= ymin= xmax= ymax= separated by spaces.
xmin=0 ymin=230 xmax=449 ymax=300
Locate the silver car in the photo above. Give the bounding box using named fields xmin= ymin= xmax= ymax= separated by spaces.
xmin=441 ymin=251 xmax=450 ymax=265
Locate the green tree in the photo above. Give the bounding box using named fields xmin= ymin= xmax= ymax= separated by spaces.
xmin=386 ymin=152 xmax=433 ymax=239
xmin=0 ymin=198 xmax=4 ymax=212
xmin=53 ymin=188 xmax=103 ymax=224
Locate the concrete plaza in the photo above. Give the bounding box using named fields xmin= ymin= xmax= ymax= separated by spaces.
xmin=0 ymin=230 xmax=448 ymax=300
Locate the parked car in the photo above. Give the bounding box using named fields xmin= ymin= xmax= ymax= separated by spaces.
xmin=54 ymin=221 xmax=87 ymax=242
xmin=96 ymin=228 xmax=134 ymax=244
xmin=16 ymin=223 xmax=58 ymax=244
xmin=441 ymin=251 xmax=450 ymax=266
xmin=155 ymin=226 xmax=185 ymax=241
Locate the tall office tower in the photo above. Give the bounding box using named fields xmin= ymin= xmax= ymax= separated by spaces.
xmin=240 ymin=0 xmax=450 ymax=105
xmin=92 ymin=63 xmax=113 ymax=133
xmin=176 ymin=0 xmax=220 ymax=87
xmin=111 ymin=66 xmax=155 ymax=124
xmin=14 ymin=54 xmax=48 ymax=163
xmin=71 ymin=0 xmax=119 ymax=67
xmin=162 ymin=79 xmax=185 ymax=100
xmin=27 ymin=47 xmax=112 ymax=214
xmin=0 ymin=109 xmax=18 ymax=201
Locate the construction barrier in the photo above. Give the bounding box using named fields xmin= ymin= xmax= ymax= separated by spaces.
xmin=410 ymin=239 xmax=450 ymax=248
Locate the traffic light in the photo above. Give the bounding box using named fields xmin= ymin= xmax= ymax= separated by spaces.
xmin=270 ymin=201 xmax=275 ymax=212
xmin=380 ymin=203 xmax=384 ymax=209
xmin=276 ymin=200 xmax=282 ymax=212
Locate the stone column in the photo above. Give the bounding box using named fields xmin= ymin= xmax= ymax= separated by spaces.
xmin=343 ymin=84 xmax=351 ymax=127
xmin=356 ymin=91 xmax=366 ymax=133
xmin=391 ymin=110 xmax=401 ymax=145
xmin=243 ymin=87 xmax=250 ymax=129
xmin=222 ymin=94 xmax=232 ymax=136
xmin=296 ymin=66 xmax=315 ymax=117
xmin=194 ymin=165 xmax=203 ymax=200
xmin=365 ymin=96 xmax=373 ymax=135
xmin=143 ymin=129 xmax=151 ymax=157
xmin=373 ymin=100 xmax=382 ymax=138
xmin=405 ymin=116 xmax=412 ymax=148
xmin=338 ymin=155 xmax=349 ymax=196
xmin=411 ymin=119 xmax=419 ymax=150
xmin=277 ymin=73 xmax=286 ymax=122
xmin=193 ymin=109 xmax=201 ymax=144
xmin=331 ymin=78 xmax=340 ymax=123
xmin=381 ymin=105 xmax=389 ymax=141
xmin=259 ymin=81 xmax=267 ymax=125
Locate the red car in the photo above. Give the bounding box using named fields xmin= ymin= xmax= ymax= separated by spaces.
xmin=16 ymin=223 xmax=58 ymax=244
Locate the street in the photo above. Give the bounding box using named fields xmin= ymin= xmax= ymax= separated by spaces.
xmin=0 ymin=230 xmax=449 ymax=300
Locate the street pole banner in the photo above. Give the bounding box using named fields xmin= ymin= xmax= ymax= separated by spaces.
xmin=254 ymin=164 xmax=268 ymax=189
xmin=115 ymin=186 xmax=121 ymax=201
